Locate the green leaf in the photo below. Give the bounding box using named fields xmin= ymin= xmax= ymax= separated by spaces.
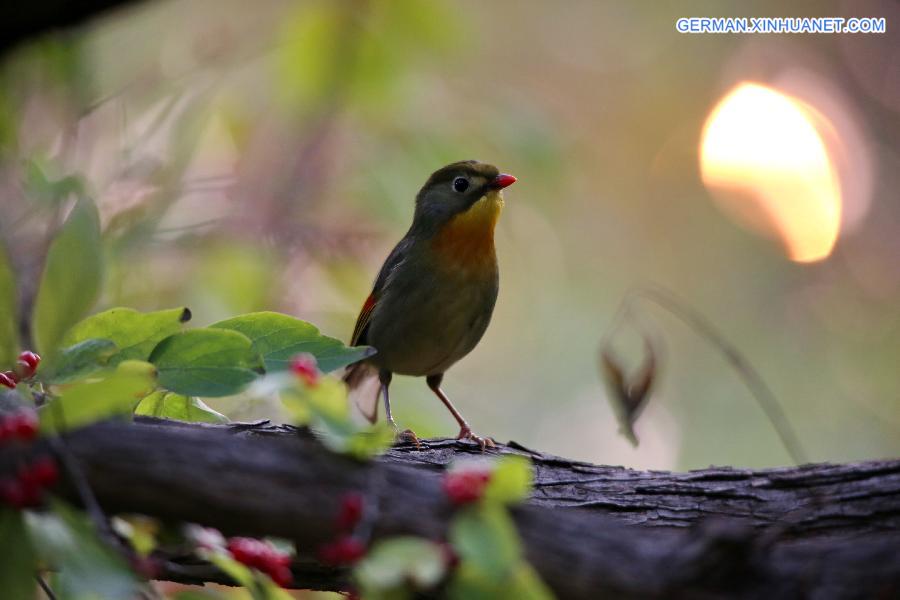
xmin=111 ymin=515 xmax=158 ymax=557
xmin=449 ymin=506 xmax=521 ymax=580
xmin=135 ymin=390 xmax=228 ymax=423
xmin=0 ymin=508 xmax=36 ymax=600
xmin=356 ymin=537 xmax=446 ymax=597
xmin=505 ymin=562 xmax=556 ymax=600
xmin=0 ymin=244 xmax=17 ymax=369
xmin=484 ymin=455 xmax=533 ymax=505
xmin=282 ymin=377 xmax=392 ymax=459
xmin=40 ymin=363 xmax=156 ymax=433
xmin=26 ymin=501 xmax=139 ymax=600
xmin=446 ymin=503 xmax=555 ymax=600
xmin=205 ymin=552 xmax=255 ymax=588
xmin=24 ymin=159 xmax=85 ymax=206
xmin=446 ymin=562 xmax=496 ymax=600
xmin=62 ymin=307 xmax=192 ymax=365
xmin=33 ymin=198 xmax=103 ymax=354
xmin=173 ymin=591 xmax=230 ymax=600
xmin=38 ymin=338 xmax=118 ymax=384
xmin=149 ymin=329 xmax=262 ymax=397
xmin=447 ymin=560 xmax=554 ymax=600
xmin=210 ymin=311 xmax=374 ymax=373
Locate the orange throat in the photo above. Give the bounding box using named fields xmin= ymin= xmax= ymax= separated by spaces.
xmin=431 ymin=192 xmax=503 ymax=271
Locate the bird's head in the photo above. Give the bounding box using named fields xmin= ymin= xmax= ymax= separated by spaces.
xmin=411 ymin=160 xmax=516 ymax=235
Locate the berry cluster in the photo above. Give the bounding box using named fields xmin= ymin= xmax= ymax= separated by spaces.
xmin=129 ymin=555 xmax=160 ymax=580
xmin=226 ymin=537 xmax=293 ymax=587
xmin=442 ymin=466 xmax=492 ymax=505
xmin=0 ymin=455 xmax=59 ymax=509
xmin=317 ymin=492 xmax=367 ymax=566
xmin=289 ymin=353 xmax=320 ymax=387
xmin=318 ymin=536 xmax=366 ymax=566
xmin=0 ymin=409 xmax=38 ymax=442
xmin=0 ymin=407 xmax=57 ymax=509
xmin=0 ymin=351 xmax=41 ymax=389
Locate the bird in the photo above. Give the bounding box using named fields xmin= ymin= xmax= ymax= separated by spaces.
xmin=343 ymin=160 xmax=516 ymax=448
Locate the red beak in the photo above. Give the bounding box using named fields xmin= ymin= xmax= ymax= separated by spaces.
xmin=491 ymin=173 xmax=517 ymax=189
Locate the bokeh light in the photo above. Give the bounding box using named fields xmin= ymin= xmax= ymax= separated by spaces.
xmin=700 ymin=82 xmax=842 ymax=263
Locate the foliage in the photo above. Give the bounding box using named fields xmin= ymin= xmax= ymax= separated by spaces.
xmin=354 ymin=455 xmax=554 ymax=600
xmin=203 ymin=552 xmax=293 ymax=600
xmin=211 ymin=311 xmax=375 ymax=374
xmin=280 ymin=371 xmax=394 ymax=459
xmin=149 ymin=328 xmax=263 ymax=397
xmin=0 ymin=508 xmax=35 ymax=600
xmin=38 ymin=338 xmax=118 ymax=384
xmin=61 ymin=307 xmax=191 ymax=366
xmin=39 ymin=362 xmax=157 ymax=434
xmin=355 ymin=537 xmax=448 ymax=599
xmin=0 ymin=2 xmax=559 ymax=595
xmin=0 ymin=244 xmax=17 ymax=369
xmin=26 ymin=501 xmax=139 ymax=599
xmin=0 ymin=193 xmax=383 ymax=596
xmin=134 ymin=391 xmax=228 ymax=424
xmin=32 ymin=198 xmax=103 ymax=355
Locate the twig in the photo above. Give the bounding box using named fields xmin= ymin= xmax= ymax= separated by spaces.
xmin=47 ymin=435 xmax=122 ymax=549
xmin=35 ymin=573 xmax=57 ymax=600
xmin=607 ymin=284 xmax=809 ymax=464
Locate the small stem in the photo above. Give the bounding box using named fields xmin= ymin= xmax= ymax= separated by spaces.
xmin=613 ymin=284 xmax=809 ymax=465
xmin=35 ymin=573 xmax=57 ymax=600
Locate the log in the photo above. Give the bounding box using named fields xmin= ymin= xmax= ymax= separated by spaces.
xmin=3 ymin=417 xmax=899 ymax=598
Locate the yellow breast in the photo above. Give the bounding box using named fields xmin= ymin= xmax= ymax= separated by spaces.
xmin=430 ymin=191 xmax=503 ymax=271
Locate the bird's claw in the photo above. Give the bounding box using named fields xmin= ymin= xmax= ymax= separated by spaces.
xmin=395 ymin=428 xmax=421 ymax=448
xmin=456 ymin=426 xmax=495 ymax=451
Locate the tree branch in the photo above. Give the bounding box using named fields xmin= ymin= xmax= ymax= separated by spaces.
xmin=3 ymin=418 xmax=899 ymax=598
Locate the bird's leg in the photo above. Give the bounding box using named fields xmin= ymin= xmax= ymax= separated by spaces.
xmin=379 ymin=369 xmax=396 ymax=427
xmin=380 ymin=369 xmax=419 ymax=446
xmin=426 ymin=374 xmax=495 ymax=450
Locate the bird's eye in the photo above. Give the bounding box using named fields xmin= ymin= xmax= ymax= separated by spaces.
xmin=452 ymin=177 xmax=470 ymax=193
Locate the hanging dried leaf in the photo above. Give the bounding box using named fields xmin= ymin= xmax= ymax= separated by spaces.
xmin=600 ymin=336 xmax=657 ymax=447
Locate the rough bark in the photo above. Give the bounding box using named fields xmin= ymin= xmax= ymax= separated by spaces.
xmin=3 ymin=417 xmax=899 ymax=599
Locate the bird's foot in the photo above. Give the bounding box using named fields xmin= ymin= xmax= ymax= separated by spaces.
xmin=456 ymin=426 xmax=495 ymax=451
xmin=394 ymin=428 xmax=421 ymax=448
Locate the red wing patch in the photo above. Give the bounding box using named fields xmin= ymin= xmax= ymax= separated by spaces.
xmin=351 ymin=292 xmax=378 ymax=346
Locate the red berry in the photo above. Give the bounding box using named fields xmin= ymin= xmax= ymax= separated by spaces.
xmin=11 ymin=411 xmax=39 ymax=441
xmin=442 ymin=469 xmax=492 ymax=506
xmin=16 ymin=351 xmax=40 ymax=379
xmin=18 ymin=351 xmax=40 ymax=370
xmin=130 ymin=555 xmax=160 ymax=579
xmin=18 ymin=479 xmax=43 ymax=507
xmin=289 ymin=353 xmax=319 ymax=387
xmin=335 ymin=492 xmax=364 ymax=532
xmin=269 ymin=564 xmax=293 ymax=587
xmin=0 ymin=477 xmax=41 ymax=508
xmin=0 ymin=372 xmax=16 ymax=389
xmin=226 ymin=536 xmax=292 ymax=585
xmin=227 ymin=537 xmax=259 ymax=565
xmin=0 ymin=479 xmax=26 ymax=507
xmin=21 ymin=456 xmax=59 ymax=488
xmin=318 ymin=536 xmax=366 ymax=566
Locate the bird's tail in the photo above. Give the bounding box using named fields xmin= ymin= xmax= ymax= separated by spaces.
xmin=342 ymin=362 xmax=380 ymax=424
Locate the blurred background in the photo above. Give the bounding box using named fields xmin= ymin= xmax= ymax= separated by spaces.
xmin=1 ymin=0 xmax=898 ymax=471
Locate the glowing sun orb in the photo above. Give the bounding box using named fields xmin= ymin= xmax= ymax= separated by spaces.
xmin=700 ymin=82 xmax=842 ymax=263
